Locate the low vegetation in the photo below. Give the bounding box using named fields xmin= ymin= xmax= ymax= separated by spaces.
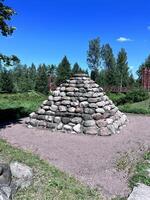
xmin=0 ymin=91 xmax=46 ymax=121
xmin=130 ymin=152 xmax=150 ymax=188
xmin=0 ymin=139 xmax=101 ymax=200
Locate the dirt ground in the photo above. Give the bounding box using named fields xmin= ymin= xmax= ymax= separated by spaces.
xmin=0 ymin=114 xmax=150 ymax=199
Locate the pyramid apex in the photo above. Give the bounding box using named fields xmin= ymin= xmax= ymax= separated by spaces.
xmin=72 ymin=73 xmax=89 ymax=78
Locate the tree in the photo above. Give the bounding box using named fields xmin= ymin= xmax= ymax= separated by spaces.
xmin=35 ymin=64 xmax=48 ymax=94
xmin=101 ymin=44 xmax=116 ymax=86
xmin=28 ymin=63 xmax=37 ymax=90
xmin=72 ymin=63 xmax=80 ymax=74
xmin=0 ymin=53 xmax=20 ymax=66
xmin=0 ymin=0 xmax=16 ymax=36
xmin=116 ymin=48 xmax=129 ymax=90
xmin=56 ymin=56 xmax=71 ymax=85
xmin=1 ymin=68 xmax=14 ymax=93
xmin=87 ymin=37 xmax=101 ymax=81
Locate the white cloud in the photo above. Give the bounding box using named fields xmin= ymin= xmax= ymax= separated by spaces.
xmin=147 ymin=26 xmax=150 ymax=30
xmin=116 ymin=37 xmax=132 ymax=42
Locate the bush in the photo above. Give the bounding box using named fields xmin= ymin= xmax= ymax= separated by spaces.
xmin=107 ymin=93 xmax=127 ymax=105
xmin=126 ymin=89 xmax=149 ymax=103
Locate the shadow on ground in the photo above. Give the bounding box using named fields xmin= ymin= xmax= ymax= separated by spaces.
xmin=0 ymin=107 xmax=28 ymax=129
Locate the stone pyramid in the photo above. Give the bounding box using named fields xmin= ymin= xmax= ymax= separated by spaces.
xmin=28 ymin=74 xmax=127 ymax=136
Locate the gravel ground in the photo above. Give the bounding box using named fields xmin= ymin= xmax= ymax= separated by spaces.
xmin=0 ymin=114 xmax=150 ymax=199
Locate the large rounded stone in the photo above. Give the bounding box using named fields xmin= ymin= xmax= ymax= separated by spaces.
xmin=37 ymin=109 xmax=45 ymax=115
xmin=73 ymin=124 xmax=81 ymax=133
xmin=83 ymin=127 xmax=98 ymax=135
xmin=62 ymin=117 xmax=70 ymax=124
xmin=29 ymin=112 xmax=37 ymax=119
xmin=80 ymin=101 xmax=89 ymax=108
xmin=10 ymin=162 xmax=33 ymax=189
xmin=84 ymin=120 xmax=95 ymax=127
xmin=64 ymin=125 xmax=72 ymax=131
xmin=53 ymin=96 xmax=61 ymax=101
xmin=71 ymin=117 xmax=82 ymax=124
xmin=68 ymin=107 xmax=76 ymax=113
xmin=50 ymin=105 xmax=58 ymax=112
xmin=54 ymin=117 xmax=61 ymax=123
xmin=61 ymin=100 xmax=71 ymax=105
xmin=88 ymin=98 xmax=98 ymax=103
xmin=92 ymin=113 xmax=103 ymax=120
xmin=0 ymin=164 xmax=11 ymax=186
xmin=84 ymin=108 xmax=95 ymax=114
xmin=96 ymin=119 xmax=107 ymax=128
xmin=59 ymin=106 xmax=67 ymax=112
xmin=96 ymin=108 xmax=105 ymax=114
xmin=89 ymin=103 xmax=98 ymax=108
xmin=96 ymin=101 xmax=105 ymax=107
xmin=82 ymin=114 xmax=92 ymax=120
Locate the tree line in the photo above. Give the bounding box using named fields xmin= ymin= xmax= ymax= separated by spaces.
xmin=0 ymin=56 xmax=88 ymax=94
xmin=87 ymin=37 xmax=135 ymax=90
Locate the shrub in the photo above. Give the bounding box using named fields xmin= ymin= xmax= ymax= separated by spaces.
xmin=107 ymin=93 xmax=127 ymax=105
xmin=126 ymin=88 xmax=149 ymax=103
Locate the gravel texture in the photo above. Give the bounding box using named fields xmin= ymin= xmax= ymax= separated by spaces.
xmin=0 ymin=114 xmax=150 ymax=199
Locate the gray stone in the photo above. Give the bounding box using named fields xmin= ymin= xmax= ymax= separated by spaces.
xmin=96 ymin=101 xmax=105 ymax=107
xmin=50 ymin=105 xmax=58 ymax=112
xmin=78 ymin=97 xmax=87 ymax=102
xmin=46 ymin=111 xmax=55 ymax=115
xmin=0 ymin=190 xmax=9 ymax=200
xmin=38 ymin=121 xmax=46 ymax=127
xmin=37 ymin=108 xmax=45 ymax=115
xmin=53 ymin=90 xmax=60 ymax=96
xmin=62 ymin=117 xmax=70 ymax=124
xmin=43 ymin=106 xmax=50 ymax=110
xmin=106 ymin=118 xmax=113 ymax=124
xmin=84 ymin=92 xmax=93 ymax=98
xmin=48 ymin=96 xmax=53 ymax=101
xmin=45 ymin=116 xmax=53 ymax=122
xmin=66 ymin=87 xmax=74 ymax=92
xmin=61 ymin=100 xmax=71 ymax=105
xmin=0 ymin=164 xmax=11 ymax=186
xmin=92 ymin=113 xmax=103 ymax=120
xmin=83 ymin=127 xmax=98 ymax=135
xmin=60 ymin=92 xmax=66 ymax=97
xmin=70 ymin=101 xmax=79 ymax=107
xmin=93 ymin=93 xmax=101 ymax=97
xmin=104 ymin=105 xmax=111 ymax=111
xmin=0 ymin=186 xmax=11 ymax=199
xmin=57 ymin=122 xmax=63 ymax=130
xmin=107 ymin=124 xmax=116 ymax=134
xmin=67 ymin=92 xmax=74 ymax=96
xmin=29 ymin=112 xmax=37 ymax=119
xmin=127 ymin=184 xmax=150 ymax=200
xmin=96 ymin=120 xmax=107 ymax=128
xmin=10 ymin=162 xmax=33 ymax=189
xmin=82 ymin=114 xmax=93 ymax=120
xmin=80 ymin=101 xmax=89 ymax=108
xmin=73 ymin=124 xmax=81 ymax=133
xmin=68 ymin=107 xmax=76 ymax=113
xmin=30 ymin=119 xmax=38 ymax=126
xmin=99 ymin=127 xmax=111 ymax=136
xmin=89 ymin=103 xmax=98 ymax=108
xmin=75 ymin=107 xmax=83 ymax=113
xmin=71 ymin=117 xmax=82 ymax=124
xmin=84 ymin=108 xmax=95 ymax=114
xmin=64 ymin=125 xmax=72 ymax=131
xmin=59 ymin=106 xmax=67 ymax=112
xmin=54 ymin=117 xmax=61 ymax=123
xmin=37 ymin=115 xmax=45 ymax=120
xmin=46 ymin=123 xmax=56 ymax=129
xmin=53 ymin=96 xmax=61 ymax=101
xmin=84 ymin=120 xmax=95 ymax=127
xmin=88 ymin=98 xmax=98 ymax=103
xmin=96 ymin=108 xmax=105 ymax=114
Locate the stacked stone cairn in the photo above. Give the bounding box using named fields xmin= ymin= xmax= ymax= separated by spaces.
xmin=28 ymin=74 xmax=127 ymax=135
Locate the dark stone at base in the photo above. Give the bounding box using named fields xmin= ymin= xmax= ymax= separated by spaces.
xmin=0 ymin=164 xmax=12 ymax=186
xmin=62 ymin=117 xmax=70 ymax=124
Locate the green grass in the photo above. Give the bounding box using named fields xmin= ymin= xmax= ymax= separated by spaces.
xmin=0 ymin=91 xmax=47 ymax=120
xmin=129 ymin=151 xmax=150 ymax=188
xmin=0 ymin=139 xmax=101 ymax=200
xmin=119 ymin=98 xmax=150 ymax=114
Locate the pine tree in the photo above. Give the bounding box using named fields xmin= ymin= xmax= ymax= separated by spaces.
xmin=1 ymin=68 xmax=14 ymax=93
xmin=116 ymin=48 xmax=129 ymax=90
xmin=72 ymin=63 xmax=80 ymax=75
xmin=101 ymin=44 xmax=116 ymax=86
xmin=87 ymin=37 xmax=101 ymax=81
xmin=56 ymin=56 xmax=71 ymax=85
xmin=28 ymin=63 xmax=37 ymax=91
xmin=35 ymin=64 xmax=48 ymax=94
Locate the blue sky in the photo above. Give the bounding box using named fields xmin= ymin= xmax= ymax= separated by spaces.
xmin=1 ymin=0 xmax=150 ymax=76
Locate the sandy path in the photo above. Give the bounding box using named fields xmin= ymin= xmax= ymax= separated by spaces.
xmin=0 ymin=114 xmax=150 ymax=199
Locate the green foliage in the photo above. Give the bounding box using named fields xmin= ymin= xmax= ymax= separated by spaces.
xmin=0 ymin=139 xmax=101 ymax=199
xmin=0 ymin=68 xmax=14 ymax=93
xmin=0 ymin=91 xmax=46 ymax=120
xmin=0 ymin=0 xmax=16 ymax=36
xmin=116 ymin=48 xmax=129 ymax=89
xmin=137 ymin=54 xmax=150 ymax=82
xmin=101 ymin=44 xmax=116 ymax=86
xmin=72 ymin=62 xmax=85 ymax=75
xmin=107 ymin=93 xmax=126 ymax=105
xmin=130 ymin=151 xmax=150 ymax=188
xmin=56 ymin=56 xmax=71 ymax=85
xmin=87 ymin=37 xmax=101 ymax=81
xmin=125 ymin=88 xmax=149 ymax=103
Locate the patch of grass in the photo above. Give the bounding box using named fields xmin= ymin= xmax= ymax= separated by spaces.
xmin=116 ymin=153 xmax=129 ymax=171
xmin=111 ymin=197 xmax=127 ymax=200
xmin=0 ymin=139 xmax=101 ymax=200
xmin=119 ymin=98 xmax=150 ymax=115
xmin=129 ymin=151 xmax=150 ymax=188
xmin=0 ymin=91 xmax=46 ymax=120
